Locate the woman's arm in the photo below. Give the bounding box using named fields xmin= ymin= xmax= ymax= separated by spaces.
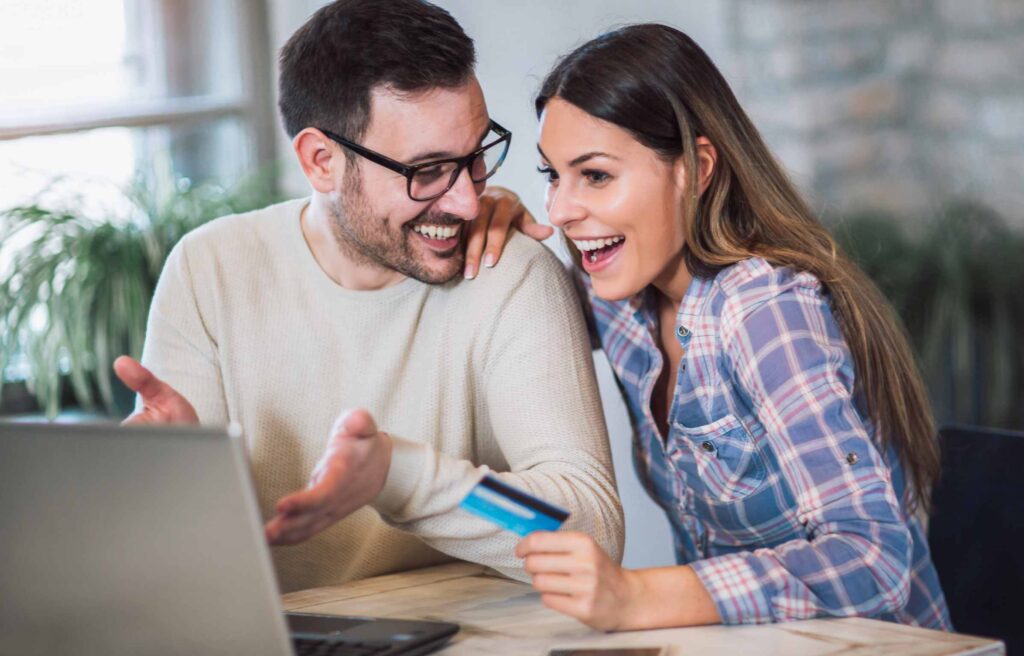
xmin=517 ymin=278 xmax=915 ymax=630
xmin=689 ymin=282 xmax=913 ymax=624
xmin=516 ymin=531 xmax=720 ymax=630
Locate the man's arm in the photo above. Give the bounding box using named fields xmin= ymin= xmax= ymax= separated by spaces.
xmin=266 ymin=239 xmax=624 ymax=580
xmin=370 ymin=241 xmax=624 ymax=579
xmin=124 ymin=238 xmax=228 ymax=426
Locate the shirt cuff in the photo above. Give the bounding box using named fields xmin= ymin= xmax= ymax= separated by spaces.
xmin=370 ymin=434 xmax=430 ymax=518
xmin=690 ymin=552 xmax=774 ymax=624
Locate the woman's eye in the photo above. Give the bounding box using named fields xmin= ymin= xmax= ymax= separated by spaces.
xmin=582 ymin=169 xmax=610 ymax=184
xmin=537 ymin=166 xmax=559 ymax=184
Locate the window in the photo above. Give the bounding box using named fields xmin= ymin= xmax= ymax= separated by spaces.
xmin=0 ymin=0 xmax=276 ymax=209
xmin=0 ymin=0 xmax=276 ymax=385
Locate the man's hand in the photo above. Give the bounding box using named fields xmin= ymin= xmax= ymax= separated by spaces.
xmin=113 ymin=355 xmax=199 ymax=425
xmin=265 ymin=408 xmax=393 ymax=546
xmin=464 ymin=186 xmax=554 ymax=280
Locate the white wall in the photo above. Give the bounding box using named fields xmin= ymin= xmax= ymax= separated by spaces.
xmin=267 ymin=0 xmax=732 ymax=569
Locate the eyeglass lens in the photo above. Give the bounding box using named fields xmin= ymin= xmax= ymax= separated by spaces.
xmin=409 ymin=134 xmax=508 ymax=200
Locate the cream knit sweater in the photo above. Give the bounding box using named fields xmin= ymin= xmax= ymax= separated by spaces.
xmin=140 ymin=198 xmax=623 ymax=593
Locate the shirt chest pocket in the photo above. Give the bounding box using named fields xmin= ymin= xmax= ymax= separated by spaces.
xmin=670 ymin=414 xmax=767 ymax=503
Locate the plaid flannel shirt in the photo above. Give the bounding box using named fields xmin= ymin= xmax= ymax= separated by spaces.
xmin=580 ymin=257 xmax=950 ymax=628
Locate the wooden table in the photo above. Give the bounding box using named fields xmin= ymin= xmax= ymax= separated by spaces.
xmin=282 ymin=563 xmax=1004 ymax=655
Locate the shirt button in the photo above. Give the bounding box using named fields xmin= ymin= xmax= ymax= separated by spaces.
xmin=677 ymin=326 xmax=690 ymax=338
xmin=845 ymin=452 xmax=859 ymax=465
xmin=701 ymin=441 xmax=715 ymax=452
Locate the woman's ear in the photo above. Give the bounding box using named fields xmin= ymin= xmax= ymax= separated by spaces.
xmin=695 ymin=136 xmax=717 ymax=195
xmin=293 ymin=128 xmax=344 ymax=194
xmin=672 ymin=136 xmax=718 ymax=197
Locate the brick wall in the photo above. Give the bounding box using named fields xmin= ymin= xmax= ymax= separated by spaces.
xmin=725 ymin=0 xmax=1024 ymax=221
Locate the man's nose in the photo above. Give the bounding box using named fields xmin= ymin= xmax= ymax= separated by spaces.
xmin=434 ymin=166 xmax=480 ymax=221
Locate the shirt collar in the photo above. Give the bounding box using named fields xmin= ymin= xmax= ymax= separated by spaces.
xmin=622 ymin=273 xmax=714 ymax=340
xmin=594 ymin=268 xmax=716 ymax=336
xmin=677 ymin=274 xmax=716 ymax=332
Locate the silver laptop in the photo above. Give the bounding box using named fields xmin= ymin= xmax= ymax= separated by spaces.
xmin=0 ymin=422 xmax=458 ymax=656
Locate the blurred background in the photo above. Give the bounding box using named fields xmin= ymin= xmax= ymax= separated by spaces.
xmin=2 ymin=0 xmax=1022 ymax=569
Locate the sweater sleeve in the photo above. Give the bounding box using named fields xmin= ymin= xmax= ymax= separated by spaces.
xmin=138 ymin=238 xmax=228 ymax=427
xmin=370 ymin=241 xmax=624 ymax=581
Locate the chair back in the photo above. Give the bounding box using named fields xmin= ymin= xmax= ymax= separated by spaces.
xmin=930 ymin=425 xmax=1024 ymax=653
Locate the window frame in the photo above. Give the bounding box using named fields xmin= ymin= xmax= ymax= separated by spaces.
xmin=0 ymin=0 xmax=277 ymax=175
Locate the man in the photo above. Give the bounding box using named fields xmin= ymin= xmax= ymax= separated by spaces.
xmin=114 ymin=0 xmax=623 ymax=593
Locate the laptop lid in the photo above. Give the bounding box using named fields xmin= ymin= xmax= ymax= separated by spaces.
xmin=0 ymin=421 xmax=294 ymax=656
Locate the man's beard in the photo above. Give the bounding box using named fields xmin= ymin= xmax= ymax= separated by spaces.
xmin=327 ymin=171 xmax=466 ymax=285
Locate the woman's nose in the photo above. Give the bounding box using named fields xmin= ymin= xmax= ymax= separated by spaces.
xmin=546 ymin=186 xmax=585 ymax=228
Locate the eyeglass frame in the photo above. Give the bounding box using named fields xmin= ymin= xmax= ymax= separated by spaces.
xmin=316 ymin=119 xmax=512 ymax=201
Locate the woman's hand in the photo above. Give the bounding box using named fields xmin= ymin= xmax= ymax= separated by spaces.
xmin=516 ymin=531 xmax=723 ymax=631
xmin=465 ymin=186 xmax=554 ymax=280
xmin=515 ymin=531 xmax=641 ymax=631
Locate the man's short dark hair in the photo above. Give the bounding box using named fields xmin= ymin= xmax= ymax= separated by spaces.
xmin=278 ymin=0 xmax=476 ymax=144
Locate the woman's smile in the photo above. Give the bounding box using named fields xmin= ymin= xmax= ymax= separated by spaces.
xmin=571 ymin=235 xmax=626 ymax=273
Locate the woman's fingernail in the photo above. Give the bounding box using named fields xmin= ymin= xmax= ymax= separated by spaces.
xmin=483 ymin=254 xmax=495 ymax=268
xmin=464 ymin=263 xmax=477 ymax=279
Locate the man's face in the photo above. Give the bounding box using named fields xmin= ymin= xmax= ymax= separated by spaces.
xmin=328 ymin=76 xmax=490 ymax=284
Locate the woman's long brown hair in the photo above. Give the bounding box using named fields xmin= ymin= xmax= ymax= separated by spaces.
xmin=537 ymin=24 xmax=939 ymax=513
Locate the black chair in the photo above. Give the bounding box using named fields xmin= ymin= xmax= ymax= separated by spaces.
xmin=929 ymin=425 xmax=1024 ymax=654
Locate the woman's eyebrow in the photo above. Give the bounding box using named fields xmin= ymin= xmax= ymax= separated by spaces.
xmin=535 ymin=144 xmax=618 ymax=167
xmin=569 ymin=151 xmax=617 ymax=167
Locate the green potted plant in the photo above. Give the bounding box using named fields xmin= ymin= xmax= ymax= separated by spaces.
xmin=832 ymin=201 xmax=1024 ymax=430
xmin=0 ymin=173 xmax=279 ymax=419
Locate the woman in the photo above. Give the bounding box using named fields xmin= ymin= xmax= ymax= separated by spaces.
xmin=512 ymin=24 xmax=951 ymax=631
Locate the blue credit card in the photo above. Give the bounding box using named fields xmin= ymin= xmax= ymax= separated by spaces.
xmin=459 ymin=474 xmax=570 ymax=536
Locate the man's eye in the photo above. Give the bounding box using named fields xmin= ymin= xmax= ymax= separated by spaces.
xmin=414 ymin=166 xmax=446 ymax=184
xmin=537 ymin=166 xmax=559 ymax=183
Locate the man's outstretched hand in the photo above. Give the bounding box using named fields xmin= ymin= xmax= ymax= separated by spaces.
xmin=113 ymin=355 xmax=199 ymax=425
xmin=115 ymin=358 xmax=392 ymax=546
xmin=265 ymin=408 xmax=393 ymax=546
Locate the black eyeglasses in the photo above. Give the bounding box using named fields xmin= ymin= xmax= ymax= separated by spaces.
xmin=318 ymin=120 xmax=512 ymax=201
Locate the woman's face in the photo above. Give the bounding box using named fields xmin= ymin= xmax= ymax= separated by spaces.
xmin=538 ymin=98 xmax=690 ymax=301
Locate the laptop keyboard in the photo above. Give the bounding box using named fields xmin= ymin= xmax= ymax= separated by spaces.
xmin=293 ymin=637 xmax=392 ymax=656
